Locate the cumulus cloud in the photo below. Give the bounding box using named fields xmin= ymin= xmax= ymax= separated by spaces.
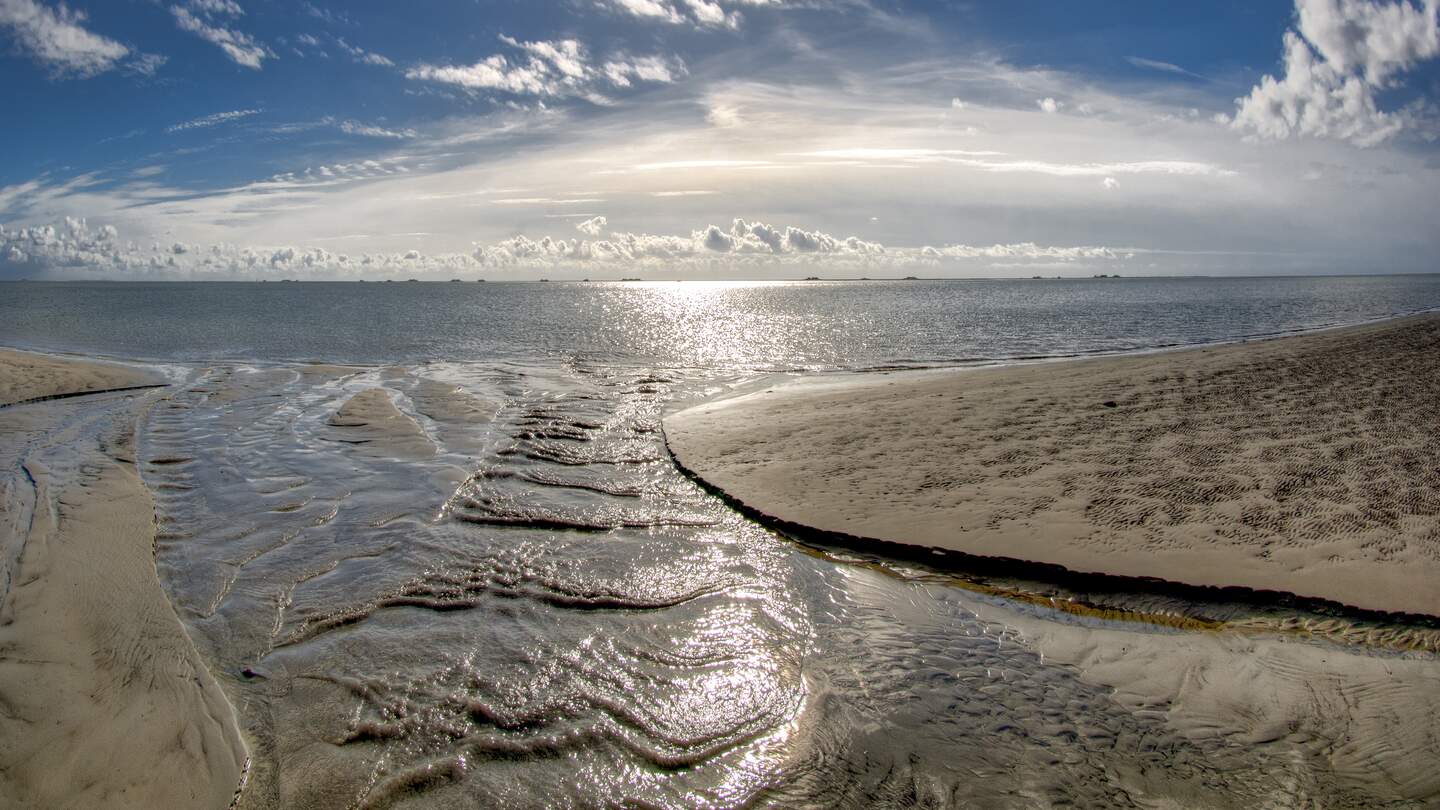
xmin=1231 ymin=0 xmax=1440 ymax=145
xmin=406 ymin=35 xmax=684 ymax=101
xmin=1037 ymin=97 xmax=1061 ymax=113
xmin=171 ymin=2 xmax=271 ymax=69
xmin=1102 ymin=177 xmax=1120 ymax=190
xmin=575 ymin=215 xmax=607 ymax=236
xmin=1 ymin=217 xmax=1136 ymax=280
xmin=0 ymin=0 xmax=151 ymax=78
xmin=166 ymin=108 xmax=261 ymax=133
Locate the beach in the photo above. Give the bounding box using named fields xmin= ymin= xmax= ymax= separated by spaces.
xmin=0 ymin=350 xmax=247 ymax=808
xmin=666 ymin=314 xmax=1440 ymax=617
xmin=2 ymin=283 xmax=1439 ymax=807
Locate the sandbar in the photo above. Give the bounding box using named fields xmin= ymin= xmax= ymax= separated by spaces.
xmin=666 ymin=315 xmax=1440 ymax=617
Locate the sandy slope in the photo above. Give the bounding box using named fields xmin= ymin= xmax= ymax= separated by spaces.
xmin=0 ymin=348 xmax=159 ymax=406
xmin=0 ymin=351 xmax=247 ymax=808
xmin=666 ymin=315 xmax=1440 ymax=616
xmin=326 ymin=387 xmax=437 ymax=458
xmin=964 ymin=593 xmax=1440 ymax=804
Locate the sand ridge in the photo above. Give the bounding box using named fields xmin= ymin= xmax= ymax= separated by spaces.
xmin=325 ymin=387 xmax=437 ymax=459
xmin=666 ymin=315 xmax=1440 ymax=617
xmin=0 ymin=347 xmax=160 ymax=407
xmin=0 ymin=351 xmax=247 ymax=808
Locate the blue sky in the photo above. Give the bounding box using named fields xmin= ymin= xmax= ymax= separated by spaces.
xmin=1 ymin=0 xmax=1438 ymax=279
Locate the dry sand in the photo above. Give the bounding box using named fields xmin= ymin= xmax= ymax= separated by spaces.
xmin=0 ymin=350 xmax=247 ymax=808
xmin=666 ymin=315 xmax=1440 ymax=617
xmin=0 ymin=347 xmax=160 ymax=406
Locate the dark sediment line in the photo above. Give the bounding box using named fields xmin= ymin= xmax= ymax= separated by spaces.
xmin=0 ymin=383 xmax=168 ymax=410
xmin=664 ymin=431 xmax=1440 ymax=630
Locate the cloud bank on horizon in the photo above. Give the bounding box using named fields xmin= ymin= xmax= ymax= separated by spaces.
xmin=1 ymin=0 xmax=1438 ymax=279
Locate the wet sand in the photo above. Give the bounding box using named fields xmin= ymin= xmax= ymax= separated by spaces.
xmin=666 ymin=315 xmax=1440 ymax=617
xmin=0 ymin=350 xmax=247 ymax=808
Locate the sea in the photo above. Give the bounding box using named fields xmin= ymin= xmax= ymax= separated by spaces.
xmin=3 ymin=275 xmax=1439 ymax=808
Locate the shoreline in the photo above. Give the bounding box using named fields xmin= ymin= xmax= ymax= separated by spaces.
xmin=6 ymin=300 xmax=1438 ymax=375
xmin=665 ymin=313 xmax=1440 ymax=619
xmin=670 ymin=447 xmax=1440 ymax=635
xmin=0 ymin=349 xmax=248 ymax=808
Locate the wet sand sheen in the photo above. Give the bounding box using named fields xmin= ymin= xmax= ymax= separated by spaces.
xmin=665 ymin=315 xmax=1440 ymax=617
xmin=0 ymin=351 xmax=247 ymax=808
xmin=6 ymin=322 xmax=1440 ymax=807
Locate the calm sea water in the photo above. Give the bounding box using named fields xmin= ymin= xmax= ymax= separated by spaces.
xmin=4 ymin=275 xmax=1440 ymax=368
xmin=5 ymin=276 xmax=1440 ymax=809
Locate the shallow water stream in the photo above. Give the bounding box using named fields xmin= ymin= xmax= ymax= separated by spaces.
xmin=7 ymin=277 xmax=1440 ymax=807
xmin=135 ymin=356 xmax=1440 ymax=809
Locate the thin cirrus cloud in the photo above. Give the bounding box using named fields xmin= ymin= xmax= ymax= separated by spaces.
xmin=1125 ymin=56 xmax=1208 ymax=81
xmin=335 ymin=36 xmax=393 ymax=67
xmin=171 ymin=0 xmax=272 ymax=69
xmin=340 ymin=120 xmax=415 ymax=139
xmin=623 ymin=151 xmax=1233 ymax=179
xmin=405 ymin=34 xmax=685 ymax=101
xmin=166 ymin=108 xmax=261 ymax=133
xmin=1228 ymin=0 xmax=1440 ymax=146
xmin=0 ymin=0 xmax=161 ymax=77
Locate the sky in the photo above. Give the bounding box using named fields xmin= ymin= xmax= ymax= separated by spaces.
xmin=1 ymin=0 xmax=1438 ymax=280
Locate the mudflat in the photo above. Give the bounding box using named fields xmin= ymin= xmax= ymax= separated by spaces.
xmin=666 ymin=315 xmax=1440 ymax=617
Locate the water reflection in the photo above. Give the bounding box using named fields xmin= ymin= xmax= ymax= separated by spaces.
xmin=134 ymin=350 xmax=1440 ymax=808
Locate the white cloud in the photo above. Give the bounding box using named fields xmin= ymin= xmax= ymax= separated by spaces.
xmin=600 ymin=0 xmax=744 ymax=29
xmin=795 ymin=148 xmax=1006 ymax=159
xmin=265 ymin=157 xmax=411 ymax=186
xmin=0 ymin=0 xmax=136 ymax=78
xmin=576 ymin=215 xmax=607 ymax=235
xmin=1102 ymin=177 xmax=1120 ymax=190
xmin=1231 ymin=0 xmax=1440 ymax=146
xmin=602 ymin=54 xmax=683 ymax=87
xmin=127 ymin=52 xmax=167 ymax=76
xmin=187 ymin=0 xmax=242 ymax=17
xmin=171 ymin=4 xmax=271 ymax=69
xmin=492 ymin=197 xmax=605 ymax=205
xmin=0 ymin=216 xmax=1141 ymax=280
xmin=1125 ymin=56 xmax=1207 ymax=81
xmin=340 ymin=120 xmax=416 ymax=139
xmin=335 ymin=36 xmax=392 ymax=66
xmin=706 ymin=102 xmax=744 ymax=128
xmin=1038 ymin=97 xmax=1061 ymax=113
xmin=166 ymin=108 xmax=261 ymax=133
xmin=407 ymin=35 xmax=684 ymax=101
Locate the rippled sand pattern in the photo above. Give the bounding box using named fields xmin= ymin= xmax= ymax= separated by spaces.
xmin=132 ymin=354 xmax=1440 ymax=808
